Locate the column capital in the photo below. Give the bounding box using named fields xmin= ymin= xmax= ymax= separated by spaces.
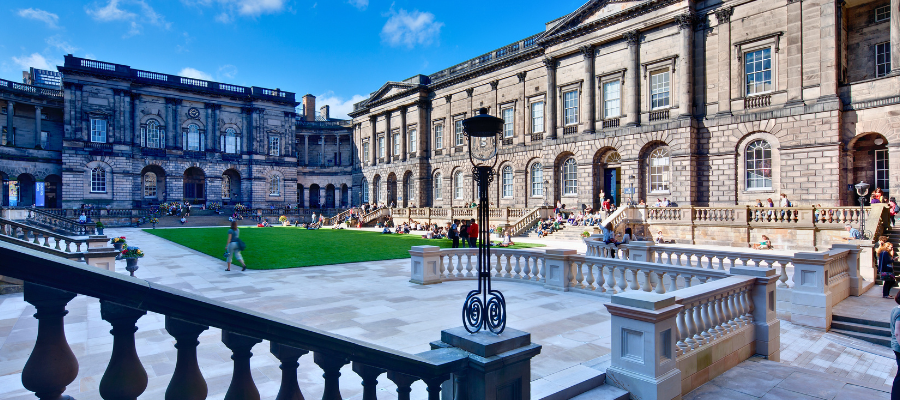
xmin=623 ymin=30 xmax=641 ymax=47
xmin=516 ymin=71 xmax=527 ymax=83
xmin=465 ymin=88 xmax=475 ymax=97
xmin=444 ymin=94 xmax=453 ymax=103
xmin=542 ymin=56 xmax=557 ymax=70
xmin=675 ymin=12 xmax=696 ymax=30
xmin=489 ymin=80 xmax=499 ymax=90
xmin=714 ymin=7 xmax=734 ymax=24
xmin=579 ymin=44 xmax=595 ymax=58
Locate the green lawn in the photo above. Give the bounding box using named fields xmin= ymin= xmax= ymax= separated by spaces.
xmin=144 ymin=227 xmax=545 ymax=270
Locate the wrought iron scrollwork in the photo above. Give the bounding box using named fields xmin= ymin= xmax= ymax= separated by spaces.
xmin=462 ymin=166 xmax=506 ymax=334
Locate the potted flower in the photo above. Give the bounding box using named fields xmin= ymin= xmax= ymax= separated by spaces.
xmin=279 ymin=215 xmax=289 ymax=226
xmin=110 ymin=236 xmax=127 ymax=251
xmin=121 ymin=246 xmax=144 ymax=276
xmin=95 ymin=221 xmax=105 ymax=235
xmin=580 ymin=231 xmax=591 ymax=238
xmin=149 ymin=217 xmax=159 ymax=229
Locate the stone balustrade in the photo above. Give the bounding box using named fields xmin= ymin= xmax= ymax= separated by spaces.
xmin=0 ymin=217 xmax=120 ymax=271
xmin=27 ymin=208 xmax=97 ymax=236
xmin=0 ymin=240 xmax=544 ymax=400
xmin=365 ymin=206 xmax=550 ymax=229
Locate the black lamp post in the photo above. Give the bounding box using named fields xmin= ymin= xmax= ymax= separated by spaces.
xmin=461 ymin=108 xmax=506 ymax=334
xmin=855 ymin=181 xmax=870 ymax=239
xmin=629 ymin=175 xmax=635 ymax=206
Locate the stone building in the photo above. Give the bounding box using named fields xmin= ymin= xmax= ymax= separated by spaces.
xmin=350 ymin=0 xmax=900 ymax=209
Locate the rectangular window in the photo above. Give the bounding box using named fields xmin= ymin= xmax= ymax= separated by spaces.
xmin=563 ymin=91 xmax=578 ymax=125
xmin=225 ymin=136 xmax=238 ymax=154
xmin=393 ymin=133 xmax=400 ymax=156
xmin=531 ymin=102 xmax=544 ymax=133
xmin=363 ymin=142 xmax=369 ymax=162
xmin=876 ymin=42 xmax=891 ymax=78
xmin=455 ymin=119 xmax=464 ymax=146
xmin=435 ymin=125 xmax=443 ymax=149
xmin=378 ymin=136 xmax=385 ymax=158
xmin=269 ymin=136 xmax=280 ymax=156
xmin=502 ymin=108 xmax=515 ymax=138
xmin=188 ymin=132 xmax=201 ymax=152
xmin=876 ymin=149 xmax=890 ymax=191
xmin=409 ymin=129 xmax=417 ymax=152
xmin=745 ymin=48 xmax=772 ymax=95
xmin=603 ymin=81 xmax=621 ymax=118
xmin=876 ymin=5 xmax=890 ymax=22
xmin=650 ymin=71 xmax=670 ymax=109
xmin=90 ymin=118 xmax=107 ymax=143
xmin=40 ymin=131 xmax=49 ymax=149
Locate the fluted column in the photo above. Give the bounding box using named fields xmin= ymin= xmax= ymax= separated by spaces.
xmin=34 ymin=106 xmax=42 ymax=147
xmin=580 ymin=45 xmax=596 ymax=133
xmin=304 ymin=134 xmax=309 ymax=166
xmin=271 ymin=343 xmax=309 ymax=400
xmin=893 ymin=0 xmax=900 ymax=73
xmin=99 ymin=301 xmax=148 ymax=400
xmin=676 ymin=13 xmax=695 ymax=119
xmin=400 ymin=106 xmax=408 ymax=161
xmin=165 ymin=316 xmax=209 ymax=400
xmin=517 ymin=71 xmax=527 ymax=146
xmin=715 ymin=7 xmax=734 ymax=116
xmin=321 ymin=134 xmax=325 ymax=166
xmin=21 ymin=282 xmax=79 ymax=400
xmin=222 ymin=331 xmax=263 ymax=400
xmin=543 ymin=57 xmax=558 ymax=139
xmin=624 ymin=30 xmax=641 ymax=126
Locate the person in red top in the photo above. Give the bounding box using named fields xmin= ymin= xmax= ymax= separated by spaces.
xmin=468 ymin=218 xmax=479 ymax=248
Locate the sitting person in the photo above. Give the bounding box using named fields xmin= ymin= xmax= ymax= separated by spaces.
xmin=78 ymin=213 xmax=87 ymax=224
xmin=261 ymin=219 xmax=270 ymax=227
xmin=180 ymin=216 xmax=187 ymax=224
xmin=382 ymin=226 xmax=392 ymax=234
xmin=655 ymin=230 xmax=664 ymax=244
xmin=422 ymin=230 xmax=434 ymax=239
xmin=498 ymin=232 xmax=514 ymax=247
xmin=752 ymin=235 xmax=773 ymax=250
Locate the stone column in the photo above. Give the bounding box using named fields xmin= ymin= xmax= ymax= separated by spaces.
xmin=676 ymin=13 xmax=694 ymax=119
xmin=321 ymin=134 xmax=325 ymax=166
xmin=6 ymin=101 xmax=14 ymax=145
xmin=835 ymin=242 xmax=874 ymax=296
xmin=715 ymin=8 xmax=734 ymax=116
xmin=785 ymin=0 xmax=804 ymax=105
xmin=336 ymin=134 xmax=341 ymax=166
xmin=385 ymin=110 xmax=392 ymax=164
xmin=543 ymin=57 xmax=558 ymax=139
xmin=581 ymin=45 xmax=596 ymax=133
xmin=624 ymin=30 xmax=641 ymax=126
xmin=439 ymin=327 xmax=541 ymax=400
xmin=34 ymin=106 xmax=42 ymax=147
xmin=400 ymin=106 xmax=408 ymax=162
xmin=819 ymin=0 xmax=842 ymax=100
xmin=132 ymin=93 xmax=141 ymax=146
xmin=370 ymin=116 xmax=377 ymax=165
xmin=518 ymin=72 xmax=528 ymax=146
xmin=303 ymin=134 xmax=309 ymax=166
xmin=543 ymin=249 xmax=577 ymax=291
xmin=417 ymin=99 xmax=429 ymax=155
xmin=789 ymin=251 xmax=835 ymax=329
xmin=730 ymin=266 xmax=781 ymax=361
xmin=893 ymin=0 xmax=900 ymax=73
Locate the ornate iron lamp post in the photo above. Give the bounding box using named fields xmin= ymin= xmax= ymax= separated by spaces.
xmin=855 ymin=181 xmax=871 ymax=239
xmin=461 ymin=108 xmax=506 ymax=334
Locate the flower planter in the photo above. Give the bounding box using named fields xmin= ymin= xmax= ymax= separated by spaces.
xmin=113 ymin=243 xmax=124 ymax=251
xmin=125 ymin=258 xmax=139 ymax=276
xmin=97 ymin=228 xmax=104 ymax=235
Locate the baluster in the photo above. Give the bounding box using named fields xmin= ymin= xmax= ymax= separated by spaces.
xmin=654 ymin=272 xmax=666 ymax=294
xmin=514 ymin=255 xmax=522 ymax=279
xmin=713 ymin=296 xmax=727 ymax=336
xmin=601 ymin=264 xmax=613 ymax=293
xmin=42 ymin=234 xmax=50 ymax=248
xmin=446 ymin=255 xmax=455 ymax=278
xmin=423 ymin=375 xmax=448 ymax=400
xmin=32 ymin=229 xmax=40 ymax=244
xmin=585 ymin=263 xmax=596 ymax=290
xmin=387 ymin=371 xmax=419 ymax=400
xmin=629 ymin=268 xmax=641 ymax=291
xmin=699 ymin=301 xmax=713 ymax=342
xmin=165 ymin=317 xmax=209 ymax=400
xmin=522 ymin=255 xmax=531 ymax=280
xmin=667 ymin=273 xmax=678 ymax=292
xmin=494 ymin=254 xmax=504 ymax=277
xmin=682 ymin=304 xmax=698 ymax=350
xmin=691 ymin=303 xmax=707 ymax=346
xmin=504 ymin=254 xmax=513 ymax=278
xmin=64 ymin=240 xmax=72 ymax=252
xmin=465 ymin=254 xmax=474 ymax=277
xmin=617 ymin=266 xmax=628 ymax=293
xmin=21 ymin=283 xmax=79 ymax=400
xmin=53 ymin=237 xmax=61 ymax=250
xmin=641 ymin=270 xmax=652 ymax=292
xmin=742 ymin=288 xmax=754 ymax=323
xmin=533 ymin=257 xmax=542 ymax=282
xmin=575 ymin=262 xmax=585 ymax=288
xmin=675 ymin=308 xmax=689 ymax=355
xmin=99 ymin=301 xmax=148 ymax=400
xmin=351 ymin=362 xmax=385 ymax=400
xmin=222 ymin=331 xmax=263 ymax=400
xmin=314 ymin=351 xmax=351 ymax=400
xmin=721 ymin=293 xmax=735 ymax=332
xmin=272 ymin=343 xmax=309 ymax=400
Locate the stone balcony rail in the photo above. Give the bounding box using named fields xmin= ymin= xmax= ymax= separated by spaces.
xmin=0 ymin=240 xmax=512 ymax=400
xmin=384 ymin=207 xmax=551 ymax=230
xmin=635 ymin=204 xmax=883 ymax=229
xmin=27 ymin=208 xmax=96 ymax=236
xmin=0 ymin=217 xmax=120 ymax=271
xmin=0 ymin=78 xmax=63 ymax=98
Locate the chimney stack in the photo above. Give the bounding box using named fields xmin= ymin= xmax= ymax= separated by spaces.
xmin=302 ymin=94 xmax=316 ymax=122
xmin=320 ymin=105 xmax=330 ymax=121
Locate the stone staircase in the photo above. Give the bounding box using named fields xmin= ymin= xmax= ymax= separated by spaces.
xmin=140 ymin=215 xmax=259 ymax=228
xmin=830 ymin=314 xmax=892 ymax=347
xmin=520 ymin=223 xmax=591 ymax=241
xmin=531 ymin=355 xmax=630 ymax=400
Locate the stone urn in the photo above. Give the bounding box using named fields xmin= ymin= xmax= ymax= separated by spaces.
xmin=97 ymin=228 xmax=104 ymax=235
xmin=112 ymin=242 xmax=124 ymax=252
xmin=125 ymin=258 xmax=139 ymax=276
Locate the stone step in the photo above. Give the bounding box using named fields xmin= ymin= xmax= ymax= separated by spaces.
xmin=567 ymin=384 xmax=630 ymax=400
xmin=829 ymin=329 xmax=892 ymax=348
xmin=532 ymin=365 xmax=610 ymax=400
xmin=833 ymin=314 xmax=891 ymax=329
xmin=830 ymin=320 xmax=891 ymax=337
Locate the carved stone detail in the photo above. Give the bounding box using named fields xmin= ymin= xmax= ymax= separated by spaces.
xmin=675 ymin=13 xmax=695 ymax=30
xmin=623 ymin=30 xmax=641 ymax=46
xmin=714 ymin=7 xmax=734 ymax=24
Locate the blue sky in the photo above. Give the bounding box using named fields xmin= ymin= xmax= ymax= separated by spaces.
xmin=1 ymin=0 xmax=585 ymax=118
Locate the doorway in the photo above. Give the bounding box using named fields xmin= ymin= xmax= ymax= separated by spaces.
xmin=183 ymin=167 xmax=206 ymax=203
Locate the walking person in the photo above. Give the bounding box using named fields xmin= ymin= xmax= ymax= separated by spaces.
xmin=890 ymin=197 xmax=899 ymax=230
xmin=460 ymin=219 xmax=470 ymax=248
xmin=880 ymin=242 xmax=896 ymax=298
xmin=225 ymin=220 xmax=247 ymax=272
xmin=468 ymin=218 xmax=479 ymax=248
xmin=450 ymin=219 xmax=460 ymax=248
xmin=888 ymin=292 xmax=900 ymax=399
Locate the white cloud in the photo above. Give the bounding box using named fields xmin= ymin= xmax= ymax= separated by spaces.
xmin=46 ymin=35 xmax=78 ymax=54
xmin=12 ymin=53 xmax=59 ymax=71
xmin=176 ymin=32 xmax=193 ymax=53
xmin=194 ymin=0 xmax=288 ymax=23
xmin=86 ymin=0 xmax=170 ymax=37
xmin=17 ymin=8 xmax=60 ymax=29
xmin=381 ymin=9 xmax=443 ymax=49
xmin=348 ymin=0 xmax=368 ymax=11
xmin=316 ymin=91 xmax=367 ymax=120
xmin=217 ymin=64 xmax=238 ymax=79
xmin=178 ymin=67 xmax=213 ymax=81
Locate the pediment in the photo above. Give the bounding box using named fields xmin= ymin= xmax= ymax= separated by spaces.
xmin=366 ymin=82 xmax=418 ymax=104
xmin=544 ymin=0 xmax=650 ymax=39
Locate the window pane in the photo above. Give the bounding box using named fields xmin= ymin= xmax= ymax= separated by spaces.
xmin=188 ymin=125 xmax=200 ymax=151
xmin=435 ymin=125 xmax=443 ymax=149
xmin=745 ymin=140 xmax=773 ymax=189
xmin=91 ymin=119 xmax=107 ymax=143
xmin=876 ymin=42 xmax=891 ymax=78
xmin=649 ymin=148 xmax=670 ymax=192
xmin=454 ymin=171 xmax=463 ymax=199
xmin=564 ymin=91 xmax=578 ymax=125
xmin=562 ymin=159 xmax=577 ymax=195
xmin=455 ymin=120 xmax=464 ymax=146
xmin=531 ymin=163 xmax=543 ymax=196
xmin=393 ymin=133 xmax=400 ymax=155
xmin=502 ymin=166 xmax=513 ymax=197
xmin=532 ymin=102 xmax=544 ymax=133
xmin=503 ymin=108 xmax=515 ymax=138
xmin=409 ymin=129 xmax=416 ymax=151
xmin=745 ymin=49 xmax=773 ymax=95
xmin=603 ymin=81 xmax=620 ymax=118
xmin=650 ymin=72 xmax=670 ymax=109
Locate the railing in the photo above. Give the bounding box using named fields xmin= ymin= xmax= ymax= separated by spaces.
xmin=648 ymin=109 xmax=670 ymax=121
xmin=602 ymin=118 xmax=620 ymax=129
xmin=693 ymin=207 xmax=737 ymax=223
xmin=0 ymin=217 xmax=90 ymax=255
xmin=584 ymin=240 xmax=628 ymax=259
xmin=744 ymin=93 xmax=772 ymax=109
xmin=506 ymin=207 xmax=546 ymax=237
xmin=85 ymin=141 xmax=113 ymax=151
xmin=599 ymin=204 xmax=629 ymax=229
xmin=530 ymin=133 xmax=543 ymax=141
xmin=27 ymin=208 xmax=96 ymax=236
xmin=647 ymin=207 xmax=685 ymax=222
xmin=0 ymin=78 xmax=63 ymax=98
xmin=0 ymin=241 xmax=469 ymax=400
xmin=563 ymin=126 xmax=578 ymax=135
xmin=636 ymin=243 xmax=796 ymax=288
xmin=323 ymin=209 xmax=354 ymax=226
xmin=425 ymin=33 xmax=542 ymax=84
xmin=670 ymin=276 xmax=756 ymax=358
xmin=296 ymin=119 xmax=353 ymax=128
xmin=361 ymin=208 xmax=392 ymax=225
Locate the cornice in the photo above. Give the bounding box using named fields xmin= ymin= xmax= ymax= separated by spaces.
xmin=538 ymin=0 xmax=683 ymax=47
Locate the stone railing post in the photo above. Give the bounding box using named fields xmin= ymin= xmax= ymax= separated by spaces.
xmin=99 ymin=300 xmax=149 ymax=399
xmin=626 ymin=241 xmax=654 ymax=262
xmin=438 ymin=327 xmax=541 ymax=400
xmin=270 ymin=343 xmax=309 ymax=400
xmin=729 ymin=266 xmax=781 ymax=361
xmin=832 ymin=243 xmax=871 ymax=296
xmin=222 ymin=331 xmax=263 ymax=400
xmin=788 ymin=252 xmax=834 ymax=329
xmin=165 ymin=316 xmax=209 ymax=400
xmin=409 ymin=245 xmax=443 ymax=285
xmin=21 ymin=282 xmax=79 ymax=400
xmin=604 ymin=292 xmax=682 ymax=400
xmin=543 ymin=249 xmax=576 ymax=291
xmin=351 ymin=362 xmax=386 ymax=400
xmin=848 ymin=239 xmax=877 ymax=285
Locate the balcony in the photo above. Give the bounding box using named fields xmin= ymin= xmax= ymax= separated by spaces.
xmin=648 ymin=109 xmax=670 ymax=121
xmin=602 ymin=118 xmax=620 ymax=129
xmin=84 ymin=141 xmax=113 ymax=153
xmin=140 ymin=147 xmax=167 ymax=157
xmin=744 ymin=93 xmax=772 ymax=109
xmin=530 ymin=133 xmax=543 ymax=141
xmin=563 ymin=126 xmax=577 ymax=135
xmin=0 ymin=79 xmax=62 ymax=98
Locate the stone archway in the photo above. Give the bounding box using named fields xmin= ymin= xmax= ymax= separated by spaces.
xmin=222 ymin=169 xmax=241 ymax=205
xmin=340 ymin=184 xmax=349 ymax=207
xmin=848 ymin=132 xmax=890 ymax=205
xmin=592 ymin=149 xmax=622 ymax=209
xmin=16 ymin=173 xmax=35 ymax=207
xmin=309 ymin=184 xmax=321 ymax=209
xmin=141 ymin=165 xmax=167 ymax=205
xmin=183 ymin=167 xmax=206 ymax=204
xmin=325 ymin=184 xmax=336 ymax=209
xmin=44 ymin=174 xmax=62 ymax=208
xmin=387 ymin=173 xmax=398 ymax=207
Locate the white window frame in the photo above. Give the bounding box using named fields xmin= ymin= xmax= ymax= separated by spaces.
xmin=90 ymin=167 xmax=106 ymax=193
xmin=502 ymin=166 xmax=513 ymax=197
xmin=187 ymin=124 xmax=201 ymax=151
xmin=876 ymin=148 xmax=890 ymax=191
xmin=147 ymin=120 xmax=163 ymax=149
xmin=269 ymin=136 xmax=280 ymax=156
xmin=531 ymin=163 xmax=543 ymax=197
xmin=393 ymin=132 xmax=400 ymax=156
xmin=876 ymin=5 xmax=890 ymax=22
xmin=361 ymin=179 xmax=369 ymax=203
xmin=454 ymin=118 xmax=465 ymax=146
xmin=224 ymin=128 xmax=239 ymax=154
xmin=144 ymin=172 xmax=157 ymax=197
xmin=562 ymin=158 xmax=577 ymax=195
xmin=363 ymin=141 xmax=370 ymax=163
xmin=602 ymin=79 xmax=622 ymax=119
xmin=434 ymin=124 xmax=443 ymax=149
xmin=409 ymin=128 xmax=417 ymax=153
xmin=648 ymin=147 xmax=670 ymax=193
xmin=745 ymin=140 xmax=773 ymax=190
xmin=269 ymin=175 xmax=282 ymax=196
xmin=90 ymin=118 xmax=107 ymax=143
xmin=40 ymin=131 xmax=49 ymax=150
xmin=744 ymin=48 xmax=773 ymax=95
xmin=531 ymin=101 xmax=545 ymax=133
xmin=434 ymin=173 xmax=443 ymax=199
xmin=378 ymin=136 xmax=385 ymax=158
xmin=454 ymin=171 xmax=464 ymax=199
xmin=876 ymin=42 xmax=891 ymax=78
xmin=502 ymin=107 xmax=515 ymax=138
xmin=649 ymin=70 xmax=671 ymax=110
xmin=563 ymin=90 xmax=579 ymax=126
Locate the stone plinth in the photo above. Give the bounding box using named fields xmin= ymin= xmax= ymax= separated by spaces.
xmin=439 ymin=327 xmax=541 ymax=400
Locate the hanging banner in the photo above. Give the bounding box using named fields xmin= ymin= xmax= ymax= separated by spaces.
xmin=8 ymin=181 xmax=18 ymax=207
xmin=35 ymin=182 xmax=45 ymax=207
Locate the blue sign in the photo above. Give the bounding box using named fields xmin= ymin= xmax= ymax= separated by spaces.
xmin=623 ymin=188 xmax=635 ymax=195
xmin=35 ymin=182 xmax=45 ymax=207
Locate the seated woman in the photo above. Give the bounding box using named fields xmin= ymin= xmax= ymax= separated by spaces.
xmin=78 ymin=213 xmax=87 ymax=224
xmin=382 ymin=226 xmax=392 ymax=234
xmin=261 ymin=219 xmax=270 ymax=227
xmin=498 ymin=232 xmax=514 ymax=247
xmin=752 ymin=235 xmax=773 ymax=250
xmin=655 ymin=230 xmax=664 ymax=244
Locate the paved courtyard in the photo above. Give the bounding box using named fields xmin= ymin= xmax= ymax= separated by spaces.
xmin=0 ymin=227 xmax=895 ymax=399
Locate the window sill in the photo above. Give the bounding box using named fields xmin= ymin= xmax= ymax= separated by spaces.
xmin=743 ymin=188 xmax=775 ymax=194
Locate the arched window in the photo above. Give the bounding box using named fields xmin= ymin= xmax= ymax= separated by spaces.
xmin=745 ymin=140 xmax=772 ymax=189
xmin=502 ymin=166 xmax=513 ymax=198
xmin=222 ymin=174 xmax=231 ymax=199
xmin=147 ymin=120 xmax=162 ymax=148
xmin=144 ymin=172 xmax=157 ymax=197
xmin=269 ymin=175 xmax=282 ymax=196
xmin=361 ymin=178 xmax=369 ymax=203
xmin=187 ymin=124 xmax=201 ymax=151
xmin=90 ymin=167 xmax=106 ymax=193
xmin=434 ymin=173 xmax=443 ymax=199
xmin=531 ymin=163 xmax=543 ymax=197
xmin=224 ymin=128 xmax=240 ymax=154
xmin=562 ymin=158 xmax=577 ymax=195
xmin=454 ymin=171 xmax=463 ymax=199
xmin=649 ymin=147 xmax=670 ymax=193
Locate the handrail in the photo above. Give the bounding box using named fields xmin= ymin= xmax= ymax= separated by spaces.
xmin=0 ymin=240 xmax=468 ymax=395
xmin=323 ymin=209 xmax=354 ymax=226
xmin=0 ymin=217 xmax=93 ymax=259
xmin=506 ymin=207 xmax=546 ymax=237
xmin=27 ymin=208 xmax=96 ymax=236
xmin=599 ymin=205 xmax=629 ymax=229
